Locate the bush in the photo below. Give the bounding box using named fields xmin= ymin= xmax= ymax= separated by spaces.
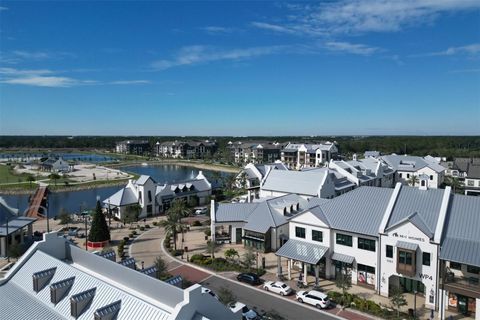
xmin=152 ymin=221 xmax=158 ymax=226
xmin=169 ymin=249 xmax=184 ymax=256
xmin=129 ymin=227 xmax=136 ymax=230
xmin=132 ymin=230 xmax=137 ymax=235
xmin=204 ymin=229 xmax=211 ymax=236
xmin=190 ymin=254 xmax=207 ymax=263
xmin=145 ymin=224 xmax=150 ymax=228
xmin=139 ymin=226 xmax=145 ymax=231
xmin=192 ymin=220 xmax=202 ymax=227
xmin=128 ymin=233 xmax=134 ymax=238
xmin=123 ymin=236 xmax=129 ymax=242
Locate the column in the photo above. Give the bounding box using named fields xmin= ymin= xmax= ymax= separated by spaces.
xmin=303 ymin=262 xmax=308 ymax=285
xmin=475 ymin=298 xmax=480 ymax=320
xmin=276 ymin=256 xmax=282 ymax=277
xmin=326 ymin=258 xmax=332 ymax=279
xmin=0 ymin=237 xmax=5 ymax=257
xmin=315 ymin=265 xmax=320 ymax=285
xmin=247 ymin=190 xmax=251 ymax=203
xmin=288 ymin=259 xmax=292 ymax=280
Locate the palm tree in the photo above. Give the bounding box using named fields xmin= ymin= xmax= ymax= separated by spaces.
xmin=164 ymin=199 xmax=190 ymax=250
xmin=161 ymin=214 xmax=182 ymax=251
xmin=408 ymin=174 xmax=419 ymax=187
xmin=49 ymin=173 xmax=61 ymax=186
xmin=445 ymin=176 xmax=463 ymax=194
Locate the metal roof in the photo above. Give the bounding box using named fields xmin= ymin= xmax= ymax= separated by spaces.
xmin=215 ymin=203 xmax=258 ymax=223
xmin=103 ymin=188 xmax=138 ymax=207
xmin=1 ymin=250 xmax=173 ymax=320
xmin=136 ymin=175 xmax=156 ymax=185
xmin=275 ymin=239 xmax=329 ymax=265
xmin=381 ymin=155 xmax=445 ymax=173
xmin=440 ymin=194 xmax=480 ymax=267
xmin=386 ymin=186 xmax=445 ymax=236
xmin=0 ymin=216 xmax=37 ymax=236
xmin=318 ymin=187 xmax=393 ymax=237
xmin=396 ymin=241 xmax=418 ymax=251
xmin=331 ymin=252 xmax=355 ymax=264
xmin=261 ymin=169 xmax=328 ymax=196
xmin=307 ymin=197 xmax=330 ymax=207
xmin=386 ymin=212 xmax=434 ymax=239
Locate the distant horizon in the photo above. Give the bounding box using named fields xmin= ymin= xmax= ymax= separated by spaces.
xmin=0 ymin=134 xmax=478 ymax=138
xmin=1 ymin=1 xmax=479 ymax=135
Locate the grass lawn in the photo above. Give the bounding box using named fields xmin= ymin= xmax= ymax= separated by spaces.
xmin=0 ymin=164 xmax=32 ymax=184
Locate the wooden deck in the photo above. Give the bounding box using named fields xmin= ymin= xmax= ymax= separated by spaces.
xmin=26 ymin=186 xmax=48 ymax=218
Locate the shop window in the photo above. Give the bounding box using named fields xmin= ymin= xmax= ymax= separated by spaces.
xmin=422 ymin=252 xmax=431 ymax=266
xmin=386 ymin=245 xmax=393 ymax=258
xmin=467 ymin=265 xmax=480 ymax=274
xmin=312 ymin=230 xmax=323 ymax=242
xmin=336 ymin=233 xmax=352 ymax=247
xmin=358 ymin=238 xmax=376 ymax=252
xmin=295 ymin=226 xmax=305 ymax=239
xmin=357 ymin=264 xmax=375 ymax=286
xmin=450 ymin=262 xmax=462 ymax=270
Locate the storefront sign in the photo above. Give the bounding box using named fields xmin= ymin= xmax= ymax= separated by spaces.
xmin=391 ymin=232 xmax=425 ymax=242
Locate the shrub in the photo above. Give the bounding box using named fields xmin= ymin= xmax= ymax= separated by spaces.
xmin=128 ymin=233 xmax=134 ymax=238
xmin=123 ymin=236 xmax=129 ymax=242
xmin=139 ymin=226 xmax=145 ymax=231
xmin=192 ymin=220 xmax=202 ymax=227
xmin=145 ymin=224 xmax=150 ymax=228
xmin=204 ymin=229 xmax=211 ymax=236
xmin=190 ymin=254 xmax=207 ymax=263
xmin=129 ymin=227 xmax=136 ymax=230
xmin=132 ymin=230 xmax=137 ymax=235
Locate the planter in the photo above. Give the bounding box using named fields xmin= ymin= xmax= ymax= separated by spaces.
xmin=87 ymin=240 xmax=109 ymax=248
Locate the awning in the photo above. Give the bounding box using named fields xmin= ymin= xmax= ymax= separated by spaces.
xmin=276 ymin=239 xmax=329 ymax=265
xmin=331 ymin=252 xmax=355 ymax=265
xmin=396 ymin=241 xmax=418 ymax=251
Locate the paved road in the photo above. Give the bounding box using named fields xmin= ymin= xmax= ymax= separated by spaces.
xmin=201 ymin=275 xmax=341 ymax=320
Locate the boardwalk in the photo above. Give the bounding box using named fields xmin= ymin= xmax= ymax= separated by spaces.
xmin=25 ymin=186 xmax=48 ymax=218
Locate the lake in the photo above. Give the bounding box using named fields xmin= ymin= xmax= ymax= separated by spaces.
xmin=0 ymin=164 xmax=226 ymax=220
xmin=0 ymin=152 xmax=118 ymax=163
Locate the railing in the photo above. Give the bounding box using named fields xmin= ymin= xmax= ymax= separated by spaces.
xmin=444 ymin=273 xmax=480 ymax=293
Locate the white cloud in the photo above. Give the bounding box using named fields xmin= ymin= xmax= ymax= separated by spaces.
xmin=1 ymin=75 xmax=79 ymax=87
xmin=252 ymin=0 xmax=480 ymax=36
xmin=0 ymin=67 xmax=53 ymax=75
xmin=12 ymin=50 xmax=51 ymax=60
xmin=323 ymin=41 xmax=381 ymax=55
xmin=0 ymin=6 xmax=8 ymax=11
xmin=151 ymin=45 xmax=287 ymax=70
xmin=427 ymin=43 xmax=480 ymax=56
xmin=201 ymin=26 xmax=236 ymax=34
xmin=108 ymin=80 xmax=150 ymax=85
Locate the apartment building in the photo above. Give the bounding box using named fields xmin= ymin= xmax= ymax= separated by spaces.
xmin=228 ymin=141 xmax=283 ymax=164
xmin=442 ymin=158 xmax=480 ymax=195
xmin=115 ymin=140 xmax=151 ymax=155
xmin=155 ymin=140 xmax=217 ymax=159
xmin=281 ymin=142 xmax=338 ymax=170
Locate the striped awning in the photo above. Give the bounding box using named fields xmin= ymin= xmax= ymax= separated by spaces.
xmin=276 ymin=239 xmax=329 ymax=265
xmin=331 ymin=252 xmax=355 ymax=265
xmin=396 ymin=241 xmax=418 ymax=251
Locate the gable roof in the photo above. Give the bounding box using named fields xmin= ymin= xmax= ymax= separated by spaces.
xmin=103 ymin=188 xmax=138 ymax=207
xmin=261 ymin=169 xmax=328 ymax=196
xmin=318 ymin=187 xmax=394 ymax=237
xmin=136 ymin=175 xmax=156 ymax=186
xmin=381 ymin=155 xmax=445 ymax=173
xmin=385 ymin=212 xmax=434 ymax=239
xmin=386 ymin=186 xmax=445 ymax=237
xmin=440 ymin=194 xmax=480 ymax=267
xmin=291 ymin=205 xmax=330 ymax=226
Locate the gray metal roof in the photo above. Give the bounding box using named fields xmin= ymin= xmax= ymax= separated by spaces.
xmin=215 ymin=203 xmax=258 ymax=222
xmin=275 ymin=239 xmax=329 ymax=264
xmin=261 ymin=169 xmax=328 ymax=196
xmin=0 ymin=217 xmax=37 ymax=236
xmin=331 ymin=252 xmax=355 ymax=264
xmin=386 ymin=212 xmax=434 ymax=239
xmin=103 ymin=187 xmax=138 ymax=207
xmin=381 ymin=155 xmax=445 ymax=173
xmin=386 ymin=186 xmax=445 ymax=236
xmin=396 ymin=241 xmax=418 ymax=251
xmin=440 ymin=194 xmax=480 ymax=267
xmin=2 ymin=250 xmax=172 ymax=320
xmin=307 ymin=197 xmax=330 ymax=207
xmin=136 ymin=175 xmax=156 ymax=185
xmin=318 ymin=187 xmax=393 ymax=237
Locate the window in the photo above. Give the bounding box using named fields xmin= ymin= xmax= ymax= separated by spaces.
xmin=467 ymin=265 xmax=480 ymax=274
xmin=399 ymin=173 xmax=403 ymax=178
xmin=358 ymin=238 xmax=376 ymax=252
xmin=295 ymin=226 xmax=306 ymax=239
xmin=386 ymin=245 xmax=393 ymax=258
xmin=467 ymin=180 xmax=474 ymax=187
xmin=312 ymin=230 xmax=323 ymax=242
xmin=450 ymin=262 xmax=461 ymax=270
xmin=336 ymin=233 xmax=352 ymax=247
xmin=358 ymin=264 xmax=375 ymax=274
xmin=148 ymin=191 xmax=152 ymax=202
xmin=407 ymin=174 xmax=410 ymax=178
xmin=421 ymin=180 xmax=426 ymax=187
xmin=398 ymin=251 xmax=413 ymax=265
xmin=422 ymin=252 xmax=431 ymax=266
xmin=430 ymin=175 xmax=433 ymax=181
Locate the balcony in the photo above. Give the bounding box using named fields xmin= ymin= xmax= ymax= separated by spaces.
xmin=397 ymin=263 xmax=416 ymax=277
xmin=443 ymin=273 xmax=480 ymax=298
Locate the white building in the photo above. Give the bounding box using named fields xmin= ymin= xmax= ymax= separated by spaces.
xmin=381 ymin=154 xmax=446 ymax=189
xmin=281 ymin=142 xmax=338 ymax=170
xmin=237 ymin=162 xmax=288 ymax=201
xmin=40 ymin=157 xmax=70 ymax=173
xmin=103 ymin=172 xmax=212 ymax=220
xmin=441 ymin=158 xmax=480 ymax=195
xmin=0 ymin=232 xmax=240 ymax=320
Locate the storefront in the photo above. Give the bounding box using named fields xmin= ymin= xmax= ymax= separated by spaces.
xmin=448 ymin=293 xmax=477 ymax=316
xmin=357 ymin=264 xmax=376 ymax=287
xmin=243 ymin=229 xmax=271 ymax=252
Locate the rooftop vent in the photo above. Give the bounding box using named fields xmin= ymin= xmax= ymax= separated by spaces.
xmin=70 ymin=287 xmax=96 ymax=319
xmin=140 ymin=266 xmax=158 ymax=278
xmin=118 ymin=257 xmax=136 ymax=270
xmin=50 ymin=277 xmax=75 ymax=304
xmin=94 ymin=300 xmax=122 ymax=320
xmin=32 ymin=267 xmax=57 ymax=293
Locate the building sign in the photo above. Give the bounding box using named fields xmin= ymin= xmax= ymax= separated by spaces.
xmin=391 ymin=232 xmax=425 ymax=242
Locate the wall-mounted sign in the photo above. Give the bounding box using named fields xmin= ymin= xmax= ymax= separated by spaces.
xmin=391 ymin=232 xmax=425 ymax=242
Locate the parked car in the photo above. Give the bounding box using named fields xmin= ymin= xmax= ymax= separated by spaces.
xmin=194 ymin=207 xmax=208 ymax=215
xmin=236 ymin=273 xmax=262 ymax=285
xmin=263 ymin=281 xmax=292 ymax=296
xmin=296 ymin=290 xmax=330 ymax=309
xmin=229 ymin=302 xmax=258 ymax=320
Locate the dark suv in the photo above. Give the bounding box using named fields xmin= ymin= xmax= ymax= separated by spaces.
xmin=236 ymin=273 xmax=261 ymax=285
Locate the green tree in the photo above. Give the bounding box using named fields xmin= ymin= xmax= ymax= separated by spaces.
xmin=125 ymin=204 xmax=141 ymax=226
xmin=242 ymin=247 xmax=256 ymax=271
xmin=26 ymin=174 xmax=35 ymax=187
xmin=217 ymin=287 xmax=237 ymax=306
xmin=167 ymin=199 xmax=190 ymax=221
xmin=390 ymin=286 xmax=408 ymax=317
xmin=49 ymin=173 xmax=61 ymax=186
xmin=224 ymin=248 xmax=239 ymax=263
xmin=161 ymin=215 xmax=182 ymax=251
xmin=409 ymin=174 xmax=419 ymax=187
xmin=154 ymin=255 xmax=168 ymax=279
xmin=88 ymin=200 xmax=111 ymax=242
xmin=58 ymin=209 xmax=72 ymax=228
xmin=335 ymin=264 xmax=352 ymax=304
xmin=444 ymin=176 xmax=463 ymax=194
xmin=206 ymin=240 xmax=216 ymax=259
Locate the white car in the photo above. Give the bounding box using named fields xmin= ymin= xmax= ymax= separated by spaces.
xmin=296 ymin=290 xmax=330 ymax=309
xmin=194 ymin=207 xmax=208 ymax=215
xmin=263 ymin=281 xmax=292 ymax=296
xmin=229 ymin=302 xmax=258 ymax=320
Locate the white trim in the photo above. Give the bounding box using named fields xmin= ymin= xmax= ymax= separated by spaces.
xmin=433 ymin=186 xmax=451 ymax=244
xmin=378 ymin=182 xmax=402 ymax=234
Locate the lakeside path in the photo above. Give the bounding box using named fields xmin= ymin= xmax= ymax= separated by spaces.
xmin=110 ymin=159 xmax=241 ymax=174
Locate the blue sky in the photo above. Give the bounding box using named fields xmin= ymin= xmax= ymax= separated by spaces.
xmin=0 ymin=0 xmax=479 ymax=136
